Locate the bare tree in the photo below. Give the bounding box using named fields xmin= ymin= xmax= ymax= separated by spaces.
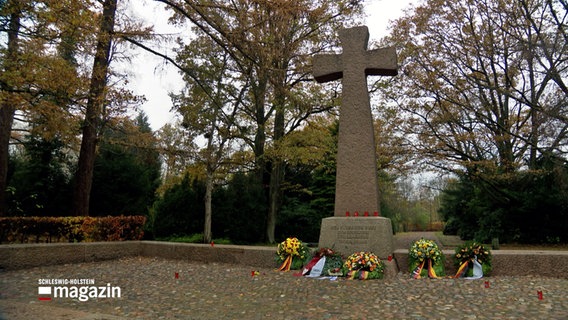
xmin=155 ymin=0 xmax=363 ymax=242
xmin=382 ymin=0 xmax=567 ymax=178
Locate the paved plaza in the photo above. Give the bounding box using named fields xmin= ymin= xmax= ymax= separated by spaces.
xmin=1 ymin=255 xmax=567 ymax=320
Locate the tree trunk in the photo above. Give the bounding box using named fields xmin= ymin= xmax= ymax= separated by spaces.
xmin=203 ymin=170 xmax=213 ymax=243
xmin=266 ymin=72 xmax=286 ymax=243
xmin=267 ymin=156 xmax=284 ymax=243
xmin=0 ymin=104 xmax=16 ymax=217
xmin=72 ymin=0 xmax=117 ymax=216
xmin=250 ymin=72 xmax=269 ymax=241
xmin=203 ymin=119 xmax=216 ymax=244
xmin=252 ymin=75 xmax=268 ymax=185
xmin=0 ymin=4 xmax=21 ymax=216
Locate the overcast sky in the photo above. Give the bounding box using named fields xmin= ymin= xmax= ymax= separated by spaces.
xmin=126 ymin=0 xmax=416 ymax=130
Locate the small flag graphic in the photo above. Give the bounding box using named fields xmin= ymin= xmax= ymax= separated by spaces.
xmin=38 ymin=286 xmax=52 ymax=301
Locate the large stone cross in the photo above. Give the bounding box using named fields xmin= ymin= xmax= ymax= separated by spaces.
xmin=313 ymin=26 xmax=397 ymax=217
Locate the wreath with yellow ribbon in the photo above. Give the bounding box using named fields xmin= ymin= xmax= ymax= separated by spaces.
xmin=275 ymin=237 xmax=309 ymax=271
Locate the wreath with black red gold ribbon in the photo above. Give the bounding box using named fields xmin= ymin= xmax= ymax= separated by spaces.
xmin=453 ymin=241 xmax=492 ymax=278
xmin=341 ymin=251 xmax=385 ymax=280
xmin=409 ymin=238 xmax=445 ymax=279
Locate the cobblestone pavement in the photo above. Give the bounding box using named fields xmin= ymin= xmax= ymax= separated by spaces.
xmin=1 ymin=256 xmax=567 ymax=320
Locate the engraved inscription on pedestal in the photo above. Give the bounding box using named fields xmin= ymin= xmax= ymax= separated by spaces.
xmin=318 ymin=217 xmax=393 ymax=259
xmin=333 ymin=225 xmax=377 ymax=245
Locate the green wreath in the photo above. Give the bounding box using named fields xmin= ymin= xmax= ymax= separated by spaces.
xmin=313 ymin=248 xmax=344 ymax=276
xmin=408 ymin=238 xmax=445 ymax=278
xmin=454 ymin=241 xmax=492 ymax=277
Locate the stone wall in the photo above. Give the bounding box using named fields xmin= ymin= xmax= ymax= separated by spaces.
xmin=0 ymin=241 xmax=275 ymax=271
xmin=139 ymin=241 xmax=275 ymax=268
xmin=393 ymin=249 xmax=568 ymax=278
xmin=1 ymin=242 xmax=567 ymax=278
xmin=0 ymin=242 xmax=142 ymax=270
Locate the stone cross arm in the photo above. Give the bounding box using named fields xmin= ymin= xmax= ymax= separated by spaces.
xmin=311 ymin=26 xmax=397 ymax=218
xmin=313 ymin=26 xmax=398 ymax=83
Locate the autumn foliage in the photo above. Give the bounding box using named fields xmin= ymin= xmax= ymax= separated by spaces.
xmin=0 ymin=216 xmax=146 ymax=244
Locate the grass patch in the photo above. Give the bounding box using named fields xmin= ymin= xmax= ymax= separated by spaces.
xmin=498 ymin=243 xmax=568 ymax=251
xmin=159 ymin=234 xmax=232 ymax=245
xmin=434 ymin=231 xmax=465 ymax=248
xmin=433 ymin=232 xmax=568 ymax=251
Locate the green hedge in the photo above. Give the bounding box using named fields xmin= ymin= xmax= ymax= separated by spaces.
xmin=0 ymin=216 xmax=146 ymax=243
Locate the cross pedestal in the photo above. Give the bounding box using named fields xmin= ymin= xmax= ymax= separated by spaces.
xmin=314 ymin=26 xmax=396 ymax=259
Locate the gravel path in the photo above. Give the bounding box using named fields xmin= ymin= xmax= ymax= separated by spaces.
xmin=1 ymin=256 xmax=567 ymax=320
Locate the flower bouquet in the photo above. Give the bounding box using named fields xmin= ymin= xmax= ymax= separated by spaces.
xmin=454 ymin=241 xmax=492 ymax=277
xmin=276 ymin=237 xmax=309 ymax=271
xmin=409 ymin=238 xmax=445 ymax=278
xmin=341 ymin=251 xmax=385 ymax=280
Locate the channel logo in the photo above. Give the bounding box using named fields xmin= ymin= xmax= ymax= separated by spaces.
xmin=38 ymin=286 xmax=52 ymax=301
xmin=37 ymin=279 xmax=121 ymax=302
